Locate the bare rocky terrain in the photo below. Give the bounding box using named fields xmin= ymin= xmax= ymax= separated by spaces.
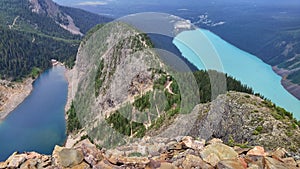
xmin=0 ymin=79 xmax=33 ymax=120
xmin=1 ymin=136 xmax=300 ymax=169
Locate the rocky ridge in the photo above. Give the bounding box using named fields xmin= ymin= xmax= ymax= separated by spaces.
xmin=67 ymin=21 xmax=300 ymax=154
xmin=144 ymin=91 xmax=300 ymax=153
xmin=1 ymin=136 xmax=300 ymax=169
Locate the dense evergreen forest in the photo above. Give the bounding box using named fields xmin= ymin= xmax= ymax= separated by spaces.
xmin=0 ymin=26 xmax=79 ymax=80
xmin=0 ymin=0 xmax=110 ymax=80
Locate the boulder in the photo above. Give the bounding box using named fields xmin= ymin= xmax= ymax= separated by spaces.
xmin=181 ymin=136 xmax=205 ymax=150
xmin=217 ymin=158 xmax=247 ymax=169
xmin=182 ymin=154 xmax=212 ymax=169
xmin=207 ymin=138 xmax=223 ymax=145
xmin=20 ymin=159 xmax=38 ymax=169
xmin=200 ymin=143 xmax=238 ymax=166
xmin=70 ymin=162 xmax=91 ymax=169
xmin=265 ymin=157 xmax=296 ymax=169
xmin=75 ymin=139 xmax=103 ymax=165
xmin=117 ymin=156 xmax=150 ymax=166
xmin=53 ymin=146 xmax=84 ymax=168
xmin=246 ymin=146 xmax=266 ymax=157
xmin=282 ymin=157 xmax=297 ymax=167
xmin=245 ymin=155 xmax=264 ymax=169
xmin=271 ymin=148 xmax=287 ymax=159
xmin=94 ymin=160 xmax=115 ymax=169
xmin=7 ymin=154 xmax=26 ymax=168
xmin=159 ymin=162 xmax=177 ymax=169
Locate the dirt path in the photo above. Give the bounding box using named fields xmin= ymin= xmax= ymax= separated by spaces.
xmin=9 ymin=16 xmax=19 ymax=29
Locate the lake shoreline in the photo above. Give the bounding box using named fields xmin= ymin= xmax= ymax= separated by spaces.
xmin=272 ymin=66 xmax=300 ymax=100
xmin=0 ymin=78 xmax=34 ymax=121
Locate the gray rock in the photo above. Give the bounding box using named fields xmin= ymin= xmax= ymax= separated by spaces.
xmin=55 ymin=147 xmax=84 ymax=168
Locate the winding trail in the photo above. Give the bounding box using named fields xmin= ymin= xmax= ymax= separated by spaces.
xmin=9 ymin=16 xmax=19 ymax=29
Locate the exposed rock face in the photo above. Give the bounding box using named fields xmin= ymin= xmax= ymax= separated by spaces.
xmin=0 ymin=137 xmax=299 ymax=168
xmin=28 ymin=0 xmax=83 ymax=35
xmin=0 ymin=79 xmax=33 ymax=120
xmin=69 ymin=22 xmax=167 ymax=146
xmin=187 ymin=91 xmax=300 ymax=152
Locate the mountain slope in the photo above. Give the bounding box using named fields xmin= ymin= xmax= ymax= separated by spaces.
xmin=153 ymin=91 xmax=300 ymax=152
xmin=66 ymin=22 xmax=300 ymax=153
xmin=0 ymin=0 xmax=110 ymax=80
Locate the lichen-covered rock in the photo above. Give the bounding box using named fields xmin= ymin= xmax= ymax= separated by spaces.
xmin=200 ymin=143 xmax=238 ymax=166
xmin=182 ymin=154 xmax=212 ymax=169
xmin=52 ymin=145 xmax=84 ymax=168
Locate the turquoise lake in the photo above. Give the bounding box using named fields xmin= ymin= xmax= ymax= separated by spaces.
xmin=173 ymin=29 xmax=300 ymax=119
xmin=0 ymin=65 xmax=67 ymax=160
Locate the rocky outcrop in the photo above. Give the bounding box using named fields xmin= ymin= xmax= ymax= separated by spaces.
xmin=1 ymin=136 xmax=299 ymax=168
xmin=187 ymin=91 xmax=300 ymax=152
xmin=144 ymin=91 xmax=300 ymax=153
xmin=0 ymin=79 xmax=33 ymax=120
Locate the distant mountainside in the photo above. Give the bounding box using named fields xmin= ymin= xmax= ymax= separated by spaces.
xmin=0 ymin=0 xmax=110 ymax=80
xmin=204 ymin=5 xmax=300 ymax=98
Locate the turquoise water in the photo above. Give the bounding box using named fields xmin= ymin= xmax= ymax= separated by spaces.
xmin=173 ymin=29 xmax=300 ymax=119
xmin=0 ymin=66 xmax=67 ymax=160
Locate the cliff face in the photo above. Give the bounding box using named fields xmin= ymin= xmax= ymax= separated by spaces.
xmin=1 ymin=136 xmax=300 ymax=169
xmin=68 ymin=22 xmax=169 ymax=146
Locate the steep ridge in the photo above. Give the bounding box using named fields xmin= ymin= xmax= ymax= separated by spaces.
xmin=66 ymin=22 xmax=300 ymax=155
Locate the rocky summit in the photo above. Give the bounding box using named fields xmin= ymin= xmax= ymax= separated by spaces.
xmin=1 ymin=136 xmax=300 ymax=169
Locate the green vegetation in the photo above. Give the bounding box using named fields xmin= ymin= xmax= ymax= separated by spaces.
xmin=105 ymin=69 xmax=261 ymax=138
xmin=82 ymin=24 xmax=105 ymax=43
xmin=30 ymin=67 xmax=41 ymax=79
xmin=128 ymin=152 xmax=143 ymax=157
xmin=287 ymin=70 xmax=300 ymax=84
xmin=0 ymin=0 xmax=109 ymax=80
xmin=228 ymin=136 xmax=251 ymax=148
xmin=133 ymin=92 xmax=151 ymax=111
xmin=66 ymin=102 xmax=82 ymax=133
xmin=261 ymin=99 xmax=300 ymax=128
xmin=253 ymin=126 xmax=263 ymax=135
xmin=194 ymin=70 xmax=254 ymax=103
xmin=106 ymin=111 xmax=146 ymax=138
xmin=0 ymin=26 xmax=79 ymax=80
xmin=95 ymin=59 xmax=105 ymax=96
